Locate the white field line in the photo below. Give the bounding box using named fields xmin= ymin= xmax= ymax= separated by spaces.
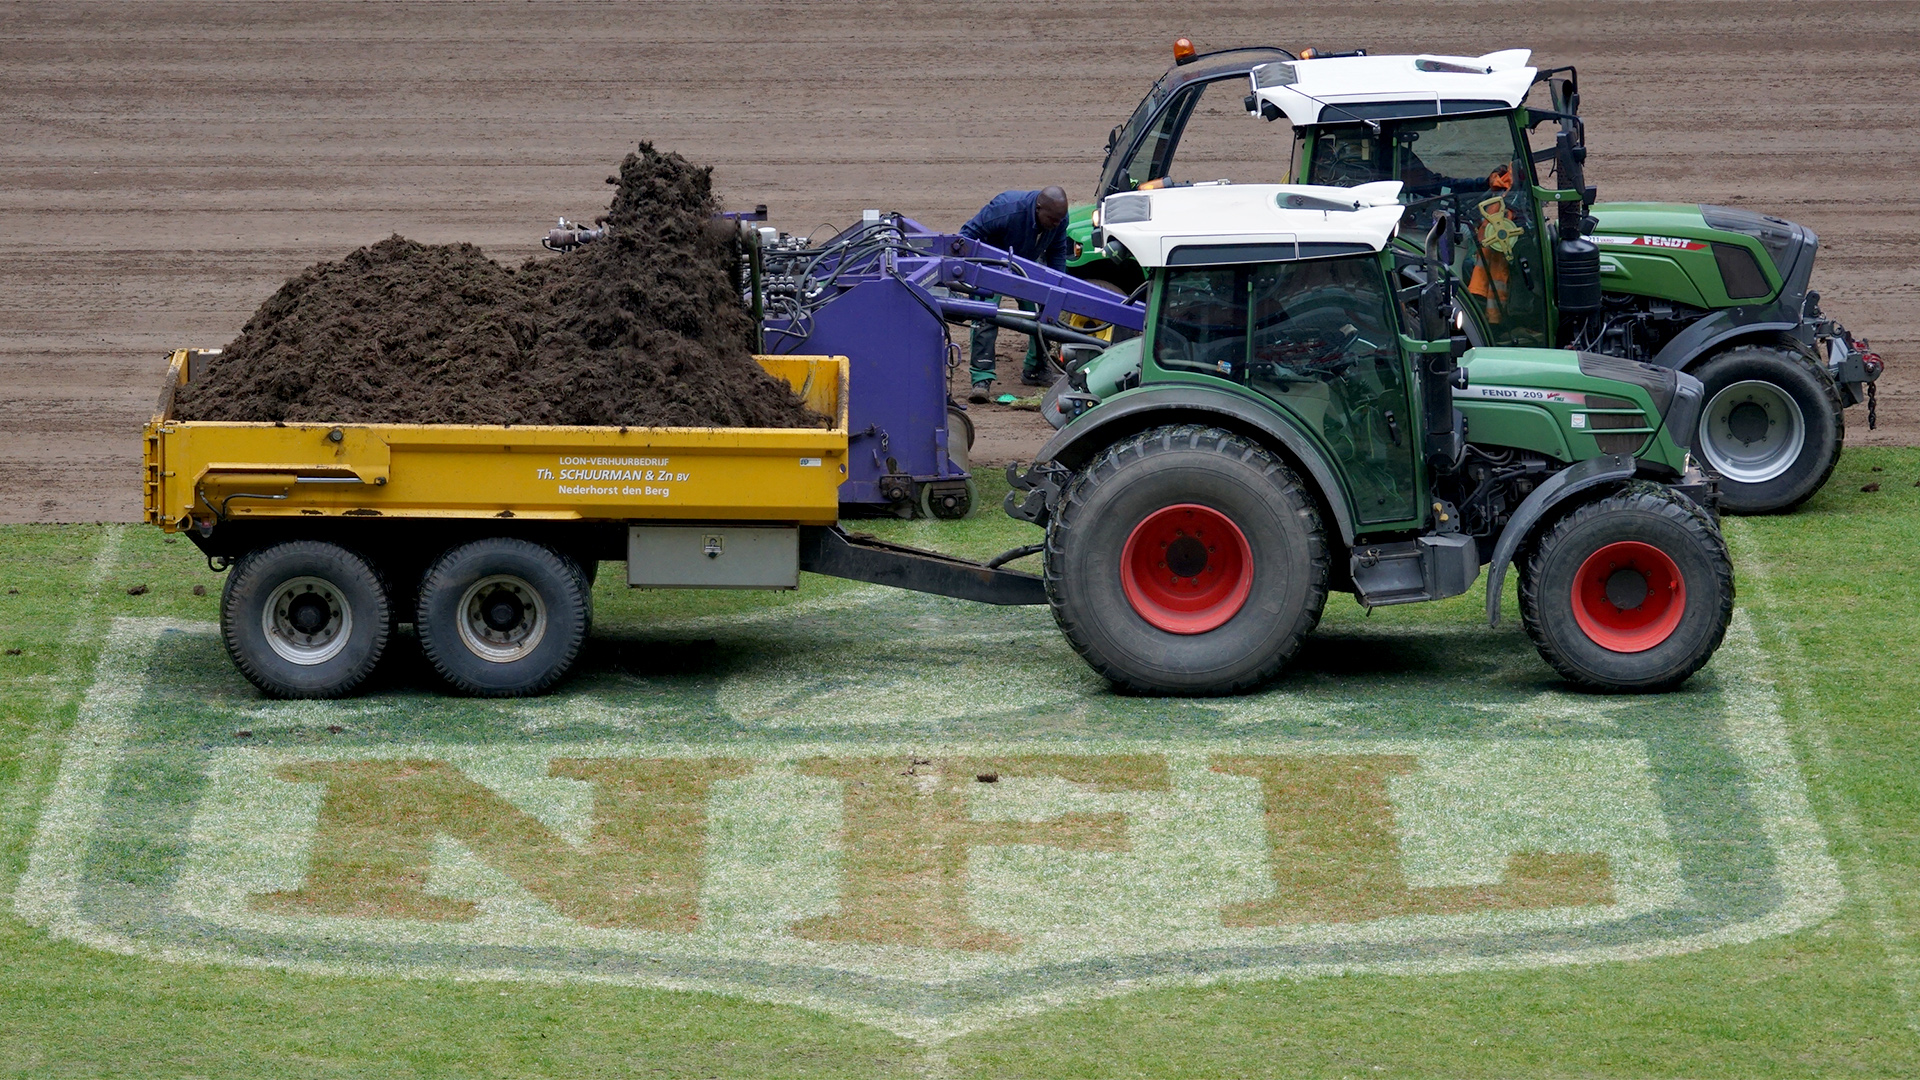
xmin=14 ymin=615 xmax=175 ymax=931
xmin=15 ymin=612 xmax=1844 ymax=1043
xmin=0 ymin=524 xmax=124 ymax=869
xmin=1724 ymin=516 xmax=1920 ymax=1036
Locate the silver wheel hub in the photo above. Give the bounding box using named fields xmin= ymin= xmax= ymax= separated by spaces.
xmin=1699 ymin=379 xmax=1805 ymax=485
xmin=263 ymin=576 xmax=353 ymax=666
xmin=457 ymin=575 xmax=546 ymax=663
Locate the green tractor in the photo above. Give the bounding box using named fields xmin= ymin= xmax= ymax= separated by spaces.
xmin=1061 ymin=45 xmax=1882 ymax=513
xmin=1009 ymin=180 xmax=1733 ymax=695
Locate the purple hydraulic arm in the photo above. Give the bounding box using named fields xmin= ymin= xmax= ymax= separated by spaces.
xmin=916 ymin=236 xmax=1145 ymax=334
xmin=759 ymin=215 xmax=1144 ymax=511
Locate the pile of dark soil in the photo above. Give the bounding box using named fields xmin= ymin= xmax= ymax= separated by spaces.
xmin=173 ymin=144 xmax=823 ymax=429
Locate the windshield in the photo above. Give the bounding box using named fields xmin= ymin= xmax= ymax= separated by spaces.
xmin=1307 ymin=113 xmax=1531 ymax=202
xmin=1305 ymin=113 xmax=1550 ymax=348
xmin=1101 ymin=77 xmax=1295 ymax=198
xmin=1098 ymin=77 xmax=1178 ymax=198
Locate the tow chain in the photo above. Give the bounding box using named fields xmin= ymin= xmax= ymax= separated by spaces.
xmin=1857 ymin=341 xmax=1884 ymax=431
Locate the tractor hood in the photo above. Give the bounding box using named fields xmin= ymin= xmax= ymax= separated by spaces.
xmin=1588 ymin=201 xmax=1816 ymax=309
xmin=1592 ymin=202 xmax=1811 ymax=277
xmin=1457 ymin=347 xmax=1702 ymax=473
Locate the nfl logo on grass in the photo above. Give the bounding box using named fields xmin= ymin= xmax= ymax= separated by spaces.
xmin=20 ymin=597 xmax=1837 ymax=1041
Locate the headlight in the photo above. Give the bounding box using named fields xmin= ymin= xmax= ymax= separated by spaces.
xmin=1251 ymin=61 xmax=1297 ymax=88
xmin=1103 ymin=194 xmax=1152 ymax=224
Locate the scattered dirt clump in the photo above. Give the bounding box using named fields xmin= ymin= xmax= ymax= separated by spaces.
xmin=174 ymin=144 xmax=823 ymax=429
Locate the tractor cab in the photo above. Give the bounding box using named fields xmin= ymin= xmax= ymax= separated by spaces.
xmin=1072 ymin=44 xmax=1302 ymax=288
xmin=1093 ymin=45 xmax=1297 ymax=202
xmin=1069 ymin=43 xmax=1878 ymax=515
xmin=1089 ymin=180 xmax=1469 ymax=533
xmin=1246 ymin=50 xmax=1577 ymax=350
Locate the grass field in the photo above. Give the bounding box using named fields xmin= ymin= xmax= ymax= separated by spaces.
xmin=3 ymin=449 xmax=1919 ymax=1078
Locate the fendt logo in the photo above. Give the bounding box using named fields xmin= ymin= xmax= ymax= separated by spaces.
xmin=20 ymin=608 xmax=1839 ymax=1040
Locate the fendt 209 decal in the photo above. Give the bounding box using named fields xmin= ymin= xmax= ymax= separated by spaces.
xmin=18 ymin=597 xmax=1838 ymax=1041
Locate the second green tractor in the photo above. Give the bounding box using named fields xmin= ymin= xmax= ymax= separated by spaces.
xmin=1059 ymin=45 xmax=1882 ymax=514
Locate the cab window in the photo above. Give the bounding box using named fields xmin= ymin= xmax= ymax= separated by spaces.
xmin=1127 ymin=85 xmax=1199 ymax=191
xmin=1148 ymin=256 xmax=1420 ymax=525
xmin=1247 ymin=256 xmax=1416 ymax=523
xmin=1115 ymin=79 xmax=1296 ymax=196
xmin=1152 ymin=266 xmax=1247 ymax=378
xmin=1307 ymin=115 xmax=1531 ymax=210
xmin=1307 ymin=114 xmax=1548 ymax=347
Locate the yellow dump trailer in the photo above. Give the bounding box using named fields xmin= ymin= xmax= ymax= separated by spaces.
xmin=144 ymin=349 xmax=1040 ymax=700
xmin=145 ymin=350 xmax=850 ymax=530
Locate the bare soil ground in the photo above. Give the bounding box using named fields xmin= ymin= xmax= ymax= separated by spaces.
xmin=4 ymin=1 xmax=1916 ymax=522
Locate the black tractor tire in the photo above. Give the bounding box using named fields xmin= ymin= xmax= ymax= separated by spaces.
xmin=1045 ymin=425 xmax=1329 ymax=695
xmin=221 ymin=541 xmax=391 ymax=699
xmin=1519 ymin=482 xmax=1734 ymax=692
xmin=415 ymin=537 xmax=590 ymax=697
xmin=1690 ymin=344 xmax=1843 ymax=514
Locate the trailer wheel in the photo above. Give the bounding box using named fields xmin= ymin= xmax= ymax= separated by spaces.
xmin=1046 ymin=425 xmax=1328 ymax=695
xmin=1519 ymin=482 xmax=1733 ymax=692
xmin=221 ymin=541 xmax=391 ymax=699
xmin=1691 ymin=344 xmax=1842 ymax=514
xmin=919 ymin=478 xmax=976 ymax=520
xmin=416 ymin=538 xmax=589 ymax=697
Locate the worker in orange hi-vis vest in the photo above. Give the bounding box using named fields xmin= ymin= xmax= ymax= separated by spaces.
xmin=1468 ymin=163 xmax=1521 ymax=326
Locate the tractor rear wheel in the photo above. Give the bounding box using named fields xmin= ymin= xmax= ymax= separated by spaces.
xmin=1045 ymin=425 xmax=1328 ymax=694
xmin=416 ymin=537 xmax=590 ymax=696
xmin=1519 ymin=482 xmax=1733 ymax=691
xmin=221 ymin=541 xmax=391 ymax=699
xmin=1691 ymin=344 xmax=1842 ymax=513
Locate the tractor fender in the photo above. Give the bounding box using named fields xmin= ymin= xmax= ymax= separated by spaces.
xmin=1032 ymin=385 xmax=1358 ymax=544
xmin=1485 ymin=453 xmax=1637 ymax=626
xmin=1649 ymin=308 xmax=1799 ymax=371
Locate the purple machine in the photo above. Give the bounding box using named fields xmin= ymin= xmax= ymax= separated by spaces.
xmin=749 ymin=213 xmax=1146 ymax=518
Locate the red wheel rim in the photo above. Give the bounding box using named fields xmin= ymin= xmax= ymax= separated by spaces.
xmin=1570 ymin=541 xmax=1686 ymax=653
xmin=1119 ymin=503 xmax=1253 ymax=634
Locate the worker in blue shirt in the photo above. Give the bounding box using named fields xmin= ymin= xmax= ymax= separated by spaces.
xmin=959 ymin=187 xmax=1071 ymax=402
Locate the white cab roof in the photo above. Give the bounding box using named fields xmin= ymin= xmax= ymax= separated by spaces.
xmin=1250 ymin=49 xmax=1535 ymax=126
xmin=1101 ymin=182 xmax=1406 ymax=268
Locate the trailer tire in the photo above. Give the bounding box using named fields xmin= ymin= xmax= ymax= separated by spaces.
xmin=1519 ymin=482 xmax=1733 ymax=692
xmin=1046 ymin=425 xmax=1328 ymax=695
xmin=416 ymin=538 xmax=589 ymax=697
xmin=222 ymin=541 xmax=391 ymax=699
xmin=1690 ymin=344 xmax=1843 ymax=514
